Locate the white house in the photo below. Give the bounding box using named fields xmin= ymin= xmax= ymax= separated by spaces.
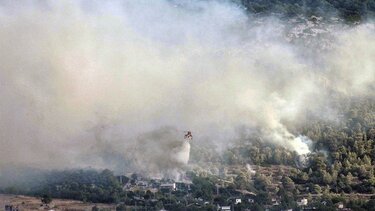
xmin=297 ymin=198 xmax=308 ymax=206
xmin=160 ymin=183 xmax=176 ymax=191
xmin=220 ymin=206 xmax=231 ymax=211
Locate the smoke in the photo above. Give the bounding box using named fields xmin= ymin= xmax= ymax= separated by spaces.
xmin=127 ymin=127 xmax=191 ymax=177
xmin=0 ymin=0 xmax=374 ymax=174
xmin=246 ymin=164 xmax=256 ymax=176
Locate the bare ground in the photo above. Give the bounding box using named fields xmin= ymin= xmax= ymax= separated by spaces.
xmin=0 ymin=194 xmax=116 ymax=211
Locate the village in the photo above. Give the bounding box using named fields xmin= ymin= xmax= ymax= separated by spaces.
xmin=110 ymin=169 xmax=353 ymax=211
xmin=2 ymin=163 xmax=360 ymax=211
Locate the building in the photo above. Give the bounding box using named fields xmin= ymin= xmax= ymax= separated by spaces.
xmin=297 ymin=198 xmax=308 ymax=206
xmin=136 ymin=180 xmax=149 ymax=188
xmin=176 ymin=181 xmax=192 ymax=191
xmin=160 ymin=183 xmax=176 ymax=192
xmin=219 ymin=205 xmax=231 ymax=211
xmin=271 ymin=197 xmax=280 ymax=206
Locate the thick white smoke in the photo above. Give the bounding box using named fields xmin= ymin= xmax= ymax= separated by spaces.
xmin=126 ymin=127 xmax=190 ymax=177
xmin=175 ymin=140 xmax=191 ymax=165
xmin=0 ymin=0 xmax=374 ymax=174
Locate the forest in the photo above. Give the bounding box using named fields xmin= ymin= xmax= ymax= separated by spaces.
xmin=1 ymin=98 xmax=375 ymax=210
xmin=236 ymin=0 xmax=375 ymax=22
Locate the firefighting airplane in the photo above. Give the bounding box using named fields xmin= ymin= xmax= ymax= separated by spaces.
xmin=184 ymin=131 xmax=193 ymax=140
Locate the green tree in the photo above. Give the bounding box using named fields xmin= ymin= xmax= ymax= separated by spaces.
xmin=41 ymin=194 xmax=52 ymax=204
xmin=281 ymin=176 xmax=295 ymax=192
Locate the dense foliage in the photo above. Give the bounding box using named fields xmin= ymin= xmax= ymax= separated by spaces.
xmin=0 ymin=169 xmax=123 ymax=203
xmin=219 ymin=98 xmax=375 ymax=209
xmin=235 ymin=0 xmax=375 ymax=22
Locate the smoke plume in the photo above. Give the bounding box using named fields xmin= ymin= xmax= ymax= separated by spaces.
xmin=0 ymin=0 xmax=374 ymax=175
